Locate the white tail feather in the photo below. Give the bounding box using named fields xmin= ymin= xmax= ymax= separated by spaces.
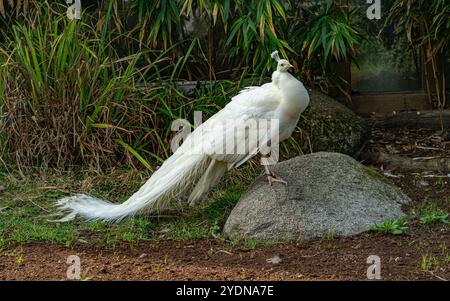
xmin=56 ymin=153 xmax=210 ymax=222
xmin=188 ymin=160 xmax=228 ymax=206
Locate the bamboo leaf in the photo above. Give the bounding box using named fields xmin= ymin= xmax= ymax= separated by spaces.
xmin=114 ymin=139 xmax=153 ymax=171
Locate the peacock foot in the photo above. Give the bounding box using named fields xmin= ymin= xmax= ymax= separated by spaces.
xmin=266 ymin=174 xmax=287 ymax=186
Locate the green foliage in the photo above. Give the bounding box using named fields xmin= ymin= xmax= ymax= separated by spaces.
xmin=0 ymin=1 xmax=245 ymax=170
xmin=0 ymin=1 xmax=367 ymax=170
xmin=242 ymin=239 xmax=257 ymax=249
xmin=0 ymin=0 xmax=28 ymax=17
xmin=287 ymin=0 xmax=364 ymax=95
xmin=302 ymin=0 xmax=361 ymax=64
xmin=419 ymin=203 xmax=450 ymax=225
xmin=370 ymin=219 xmax=409 ymax=235
xmin=420 ymin=211 xmax=449 ymax=225
xmin=0 ymin=2 xmax=149 ymax=169
xmin=326 ymin=228 xmax=336 ymax=240
xmin=387 ymin=0 xmax=450 ymax=56
xmin=386 ymin=0 xmax=450 ymax=117
xmin=128 ymin=0 xmax=294 ymax=77
xmin=420 ymin=254 xmax=440 ymax=271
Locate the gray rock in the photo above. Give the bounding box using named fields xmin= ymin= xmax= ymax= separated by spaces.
xmin=224 ymin=152 xmax=410 ymax=241
xmin=296 ymin=91 xmax=371 ymax=156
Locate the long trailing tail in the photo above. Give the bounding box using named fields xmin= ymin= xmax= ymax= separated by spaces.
xmin=56 ymin=152 xmax=211 ymax=222
xmin=188 ymin=160 xmax=228 ymax=206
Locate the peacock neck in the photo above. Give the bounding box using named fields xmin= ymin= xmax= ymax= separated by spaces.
xmin=271 ymin=70 xmax=282 ymax=88
xmin=276 ymin=72 xmax=309 ymax=120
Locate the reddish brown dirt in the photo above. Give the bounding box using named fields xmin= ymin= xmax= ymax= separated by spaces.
xmin=0 ymin=226 xmax=448 ymax=281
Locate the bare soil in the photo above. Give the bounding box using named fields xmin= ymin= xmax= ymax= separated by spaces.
xmin=0 ymin=225 xmax=448 ymax=281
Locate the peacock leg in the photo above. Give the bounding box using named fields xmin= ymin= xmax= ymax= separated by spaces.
xmin=264 ymin=164 xmax=287 ymax=186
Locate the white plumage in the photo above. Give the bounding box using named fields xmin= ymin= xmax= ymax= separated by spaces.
xmin=56 ymin=51 xmax=310 ymax=222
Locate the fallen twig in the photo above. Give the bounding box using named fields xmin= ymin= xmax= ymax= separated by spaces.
xmin=217 ymin=249 xmax=234 ymax=256
xmin=300 ymin=252 xmax=323 ymax=258
xmin=29 ymin=199 xmax=50 ymax=213
xmin=415 ymin=145 xmax=442 ymax=151
xmin=412 ymin=156 xmax=441 ymax=161
xmin=362 ymin=150 xmax=450 ymax=173
xmin=371 ymin=110 xmax=450 ymax=130
xmin=428 ymin=271 xmax=447 ymax=281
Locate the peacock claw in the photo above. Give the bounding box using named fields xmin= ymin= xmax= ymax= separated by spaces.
xmin=266 ymin=174 xmax=287 ymax=186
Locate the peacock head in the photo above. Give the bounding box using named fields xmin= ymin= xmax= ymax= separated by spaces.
xmin=270 ymin=50 xmax=293 ymax=72
xmin=277 ymin=59 xmax=294 ymax=72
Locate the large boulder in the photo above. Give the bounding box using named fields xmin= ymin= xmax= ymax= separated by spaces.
xmin=224 ymin=152 xmax=410 ymax=241
xmin=296 ymin=90 xmax=371 ymax=156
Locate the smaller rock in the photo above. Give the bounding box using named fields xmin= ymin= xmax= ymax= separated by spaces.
xmin=14 ymin=197 xmax=25 ymax=207
xmin=383 ymin=171 xmax=400 ymax=178
xmin=417 ymin=180 xmax=429 ymax=187
xmin=158 ymin=228 xmax=171 ymax=234
xmin=266 ymin=255 xmax=282 ymax=265
xmin=297 ymin=91 xmax=371 ymax=156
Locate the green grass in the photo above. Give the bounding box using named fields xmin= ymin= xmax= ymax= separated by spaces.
xmin=418 ymin=202 xmax=450 ymax=226
xmin=369 ymin=219 xmax=409 ymax=235
xmin=326 ymin=228 xmax=336 ymax=240
xmin=242 ymin=239 xmax=258 ymax=250
xmin=418 ymin=241 xmax=450 ymax=273
xmin=420 ymin=254 xmax=438 ymax=271
xmin=369 ymin=200 xmax=450 ymax=236
xmin=0 ymin=168 xmax=249 ymax=249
